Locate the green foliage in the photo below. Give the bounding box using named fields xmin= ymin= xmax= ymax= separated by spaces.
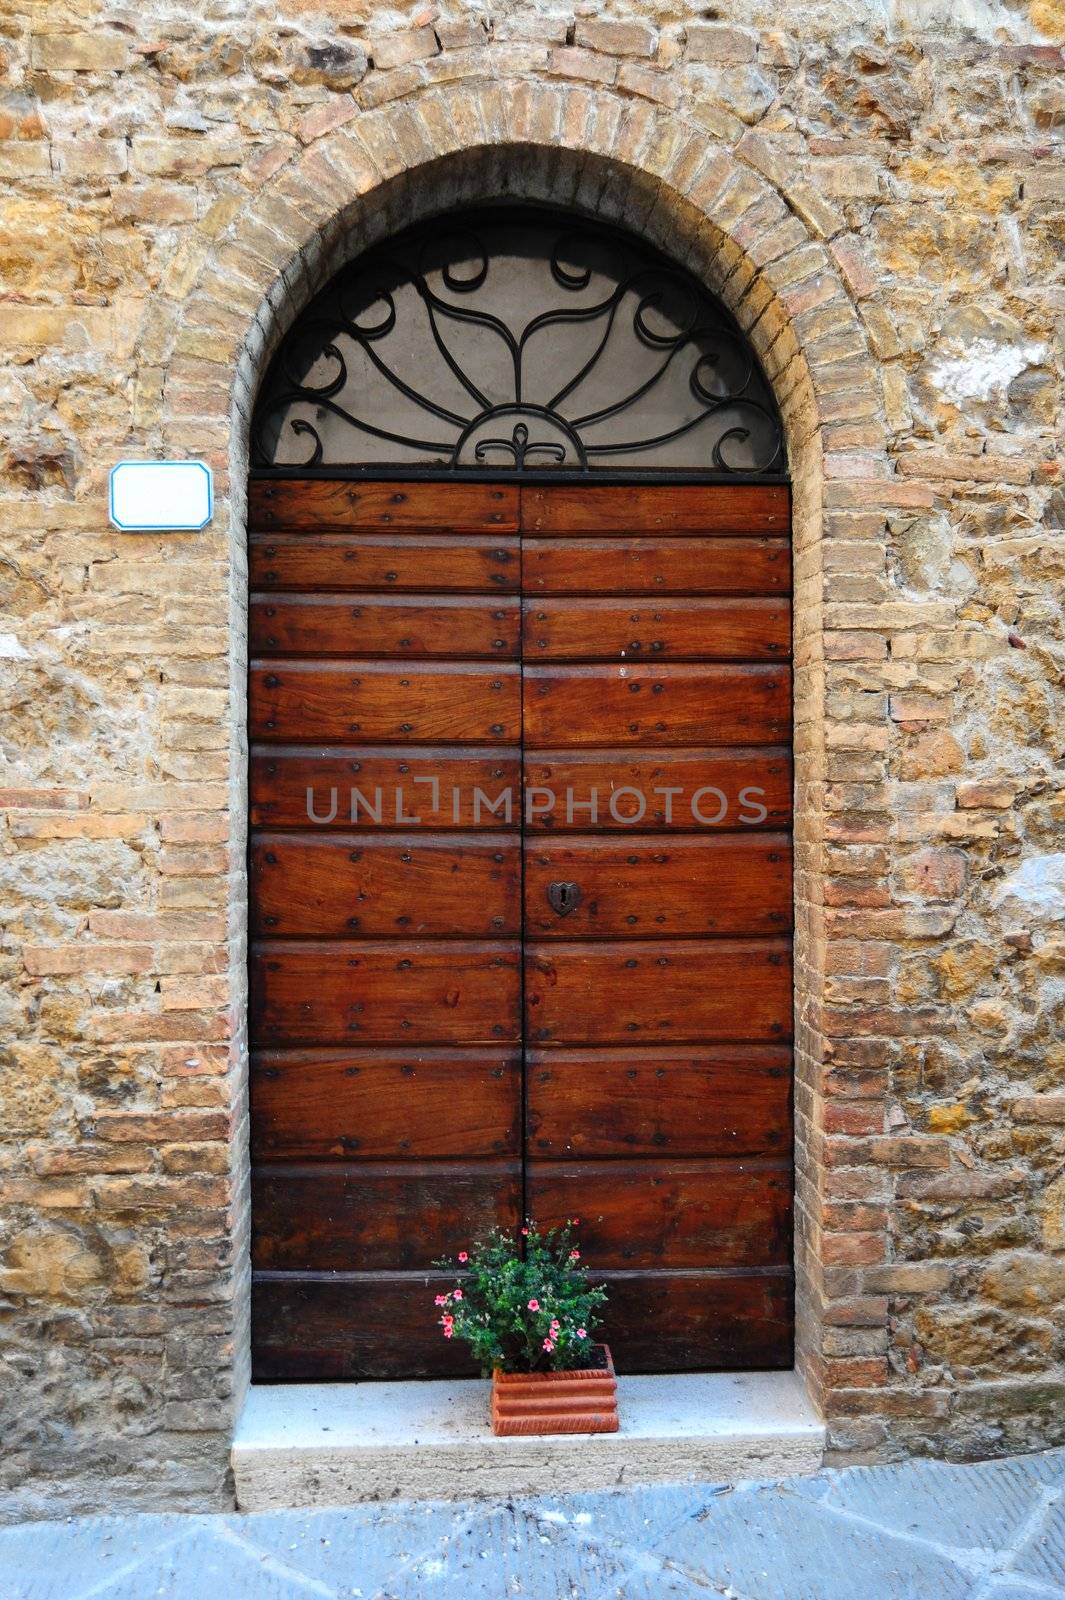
xmin=433 ymin=1220 xmax=608 ymax=1374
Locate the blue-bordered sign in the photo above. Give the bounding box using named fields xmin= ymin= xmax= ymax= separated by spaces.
xmin=109 ymin=461 xmax=214 ymax=531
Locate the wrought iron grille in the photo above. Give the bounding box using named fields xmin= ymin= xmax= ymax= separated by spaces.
xmin=251 ymin=207 xmax=787 ymax=479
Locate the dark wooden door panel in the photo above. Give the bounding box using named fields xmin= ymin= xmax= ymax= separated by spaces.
xmin=252 ymin=1268 xmax=793 ymax=1378
xmin=248 ymin=480 xmax=530 ymax=1382
xmin=252 ymin=1267 xmax=786 ymax=1382
xmin=250 ymin=534 xmax=521 ymax=594
xmin=523 ymin=834 xmax=792 ymax=937
xmin=251 ymin=833 xmax=519 ymax=938
xmin=251 ymin=941 xmax=521 ymax=1045
xmin=523 ymin=598 xmax=790 ymax=662
xmin=522 ymin=749 xmax=791 ymax=832
xmin=525 ymin=940 xmax=792 ymax=1045
xmin=249 ymin=479 xmax=519 ymax=532
xmin=526 ymin=1159 xmax=792 ymax=1268
xmin=252 ymin=1275 xmax=479 ymax=1380
xmin=250 ymin=747 xmax=520 ymax=831
xmin=248 ymin=476 xmax=795 ymax=1382
xmin=524 ymin=664 xmax=790 ymax=748
xmin=249 ymin=661 xmax=520 ymax=744
xmin=596 ymin=1271 xmax=793 ymax=1371
xmin=526 ymin=1047 xmax=792 ymax=1159
xmin=524 ymin=537 xmax=790 ymax=596
xmin=251 ymin=595 xmax=520 ymax=659
xmin=522 ymin=483 xmax=789 ymax=535
xmin=252 ymin=1161 xmax=521 ymax=1271
xmin=251 ymin=1048 xmax=521 ymax=1161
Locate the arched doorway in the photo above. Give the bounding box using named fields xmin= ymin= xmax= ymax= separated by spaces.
xmin=245 ymin=206 xmax=793 ymax=1380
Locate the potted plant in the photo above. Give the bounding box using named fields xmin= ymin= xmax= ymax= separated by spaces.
xmin=434 ymin=1220 xmax=618 ymax=1436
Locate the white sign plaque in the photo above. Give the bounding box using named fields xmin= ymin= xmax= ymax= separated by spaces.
xmin=109 ymin=461 xmax=213 ymax=531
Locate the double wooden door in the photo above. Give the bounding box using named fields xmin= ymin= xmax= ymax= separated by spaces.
xmin=247 ymin=479 xmax=793 ymax=1380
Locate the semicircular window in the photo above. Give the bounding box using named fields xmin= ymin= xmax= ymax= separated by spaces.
xmin=252 ymin=206 xmax=786 ymax=479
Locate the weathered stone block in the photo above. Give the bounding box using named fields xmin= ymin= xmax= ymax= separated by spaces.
xmin=575 ymin=20 xmax=657 ymax=59
xmin=30 ymin=33 xmax=130 ymax=72
xmin=685 ymin=24 xmax=758 ymax=64
xmin=368 ymin=27 xmax=439 ymax=72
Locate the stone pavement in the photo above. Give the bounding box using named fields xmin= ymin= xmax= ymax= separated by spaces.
xmin=2 ymin=1448 xmax=1063 ymax=1600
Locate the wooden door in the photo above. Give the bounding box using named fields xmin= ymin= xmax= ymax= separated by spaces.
xmin=247 ymin=478 xmax=792 ymax=1379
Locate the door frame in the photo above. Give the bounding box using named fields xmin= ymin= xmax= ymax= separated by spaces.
xmin=183 ymin=112 xmax=877 ymax=1446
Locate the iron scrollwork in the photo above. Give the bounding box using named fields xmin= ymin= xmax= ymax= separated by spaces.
xmin=251 ymin=208 xmax=786 ymax=478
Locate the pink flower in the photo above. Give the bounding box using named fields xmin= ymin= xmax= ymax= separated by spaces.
xmin=452 ymin=1288 xmax=463 ymax=1300
xmin=527 ymin=1298 xmax=540 ymax=1312
xmin=521 ymin=1227 xmax=529 ymax=1237
xmin=458 ymin=1251 xmax=468 ymax=1263
xmin=576 ymin=1328 xmax=587 ymax=1339
xmin=569 ymin=1249 xmax=580 ymax=1260
xmin=443 ymin=1325 xmax=453 ymax=1339
xmin=550 ymin=1320 xmax=560 ymax=1332
xmin=543 ymin=1338 xmax=554 ymax=1352
xmin=434 ymin=1294 xmax=449 ymax=1307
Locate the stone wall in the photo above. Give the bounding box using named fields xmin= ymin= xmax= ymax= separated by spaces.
xmin=1 ymin=0 xmax=1063 ymax=1521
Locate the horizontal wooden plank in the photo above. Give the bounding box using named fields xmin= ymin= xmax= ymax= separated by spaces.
xmin=527 ymin=1158 xmax=792 ymax=1269
xmin=250 ymin=479 xmax=519 ymax=532
xmin=250 ymin=1268 xmax=793 ymax=1378
xmin=249 ymin=661 xmax=520 ymax=744
xmin=525 ymin=939 xmax=792 ymax=1045
xmin=523 ymin=537 xmax=790 ymax=596
xmin=521 ymin=484 xmax=789 ymax=535
xmin=523 ymin=834 xmax=791 ymax=937
xmin=249 ymin=534 xmax=520 ymax=594
xmin=251 ymin=595 xmax=520 ymax=660
xmin=523 ymin=664 xmax=790 ymax=748
xmin=251 ymin=940 xmax=521 ymax=1045
xmin=595 ymin=1269 xmax=793 ymax=1372
xmin=523 ymin=597 xmax=789 ymax=662
xmin=251 ymin=833 xmax=520 ymax=938
xmin=522 ymin=749 xmax=791 ymax=831
xmin=249 ymin=746 xmax=521 ymax=831
xmin=526 ymin=1046 xmax=792 ymax=1159
xmin=251 ymin=1048 xmax=521 ymax=1161
xmin=252 ymin=1161 xmax=521 ymax=1271
xmin=252 ymin=1273 xmax=480 ymax=1380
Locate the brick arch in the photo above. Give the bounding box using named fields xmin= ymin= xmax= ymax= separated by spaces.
xmin=167 ymin=82 xmax=884 ymax=476
xmin=176 ymin=75 xmax=894 ymax=1442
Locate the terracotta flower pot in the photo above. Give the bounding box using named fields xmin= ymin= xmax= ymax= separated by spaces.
xmin=490 ymin=1344 xmax=619 ymax=1436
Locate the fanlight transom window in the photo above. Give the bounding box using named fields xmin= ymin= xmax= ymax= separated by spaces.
xmin=252 ymin=207 xmax=786 ymax=478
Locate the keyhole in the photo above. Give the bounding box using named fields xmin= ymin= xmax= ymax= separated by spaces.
xmin=547 ymin=881 xmax=581 ymax=917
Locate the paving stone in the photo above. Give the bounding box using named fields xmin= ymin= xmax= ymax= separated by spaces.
xmin=983 ymin=1586 xmax=1065 ymax=1600
xmin=240 ymin=1502 xmax=505 ymax=1598
xmin=1009 ymin=1495 xmax=1065 ymax=1590
xmin=425 ymin=1502 xmax=661 ymax=1597
xmin=580 ymin=1551 xmax=717 ymax=1600
xmin=69 ymin=1526 xmax=338 ymax=1600
xmin=796 ymin=1452 xmax=1065 ymax=1554
xmin=0 ymin=1515 xmax=198 ymax=1600
xmin=649 ymin=1481 xmax=977 ymax=1600
xmin=513 ymin=1481 xmax=717 ymax=1552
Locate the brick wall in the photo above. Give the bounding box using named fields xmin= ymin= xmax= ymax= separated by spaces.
xmin=1 ymin=0 xmax=1063 ymax=1519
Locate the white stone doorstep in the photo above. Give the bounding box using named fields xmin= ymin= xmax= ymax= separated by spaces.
xmin=233 ymin=1370 xmax=825 ymax=1512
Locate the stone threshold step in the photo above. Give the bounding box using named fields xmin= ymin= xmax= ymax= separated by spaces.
xmin=233 ymin=1369 xmax=825 ymax=1511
